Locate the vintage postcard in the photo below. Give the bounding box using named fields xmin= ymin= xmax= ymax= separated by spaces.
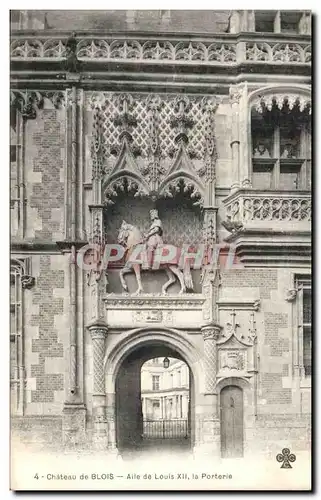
xmin=10 ymin=9 xmax=312 ymax=491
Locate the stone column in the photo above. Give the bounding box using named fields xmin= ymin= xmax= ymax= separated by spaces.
xmin=229 ymin=85 xmax=241 ymax=193
xmin=202 ymin=323 xmax=221 ymax=393
xmin=88 ymin=319 xmax=108 ymax=450
xmin=194 ymin=322 xmax=222 ymax=457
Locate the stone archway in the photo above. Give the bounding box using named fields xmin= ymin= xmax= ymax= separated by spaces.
xmin=115 ymin=344 xmax=194 ymax=454
xmin=104 ymin=328 xmax=204 ymax=454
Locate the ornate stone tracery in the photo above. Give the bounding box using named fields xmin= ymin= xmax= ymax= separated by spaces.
xmin=252 ymin=93 xmax=311 ymax=115
xmin=87 ymin=92 xmax=217 ymax=209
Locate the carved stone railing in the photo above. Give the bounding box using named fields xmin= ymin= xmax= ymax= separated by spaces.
xmin=10 ymin=32 xmax=311 ymax=66
xmin=224 ymin=190 xmax=311 ymax=228
xmin=245 ymin=41 xmax=311 ymax=64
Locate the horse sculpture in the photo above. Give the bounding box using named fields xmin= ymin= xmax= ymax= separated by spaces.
xmin=117 ymin=221 xmax=194 ymax=295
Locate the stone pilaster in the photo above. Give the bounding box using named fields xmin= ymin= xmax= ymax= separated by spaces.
xmin=229 ymin=83 xmax=250 ymax=190
xmin=194 ymin=322 xmax=222 ymax=457
xmin=88 ymin=319 xmax=108 ymax=449
xmin=201 ymin=323 xmax=221 ymax=394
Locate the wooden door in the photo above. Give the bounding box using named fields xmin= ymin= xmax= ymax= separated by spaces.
xmin=220 ymin=385 xmax=244 ymax=458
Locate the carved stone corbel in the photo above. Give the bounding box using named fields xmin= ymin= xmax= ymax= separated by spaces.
xmin=285 ymin=288 xmax=298 ymax=302
xmin=21 ymin=275 xmax=35 ymax=289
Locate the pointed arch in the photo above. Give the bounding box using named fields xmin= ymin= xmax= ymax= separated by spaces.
xmin=102 ymin=139 xmax=150 ymax=204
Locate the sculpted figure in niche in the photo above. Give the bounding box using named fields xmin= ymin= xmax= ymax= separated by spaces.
xmin=143 ymin=209 xmax=164 ymax=270
xmin=253 ymin=142 xmax=271 ymax=158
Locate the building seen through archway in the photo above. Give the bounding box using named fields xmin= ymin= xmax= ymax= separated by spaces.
xmin=115 ymin=346 xmax=193 ymax=454
xmin=141 ymin=357 xmax=190 ymax=442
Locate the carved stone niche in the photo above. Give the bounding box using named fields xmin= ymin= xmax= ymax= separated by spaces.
xmin=216 ymin=334 xmax=252 ymax=378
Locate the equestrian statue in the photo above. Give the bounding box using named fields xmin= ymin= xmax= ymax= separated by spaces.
xmin=117 ymin=209 xmax=194 ymax=295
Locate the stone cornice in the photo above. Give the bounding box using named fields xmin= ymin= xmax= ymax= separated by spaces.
xmin=10 ymin=239 xmax=89 ymax=253
xmin=10 ymin=73 xmax=311 ymax=95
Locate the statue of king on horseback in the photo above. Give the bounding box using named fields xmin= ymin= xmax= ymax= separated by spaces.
xmin=117 ymin=209 xmax=194 ymax=295
xmin=143 ymin=209 xmax=163 ymax=270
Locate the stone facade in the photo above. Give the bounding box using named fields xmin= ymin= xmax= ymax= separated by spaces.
xmin=10 ymin=10 xmax=311 ymax=459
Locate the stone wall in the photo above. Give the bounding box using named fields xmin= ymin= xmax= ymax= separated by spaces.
xmin=11 ymin=10 xmax=230 ymax=33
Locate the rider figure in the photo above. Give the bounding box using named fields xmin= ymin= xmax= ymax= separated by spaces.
xmin=143 ymin=209 xmax=163 ymax=270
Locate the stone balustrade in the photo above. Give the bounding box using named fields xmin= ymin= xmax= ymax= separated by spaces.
xmin=224 ymin=190 xmax=311 ymax=226
xmin=10 ymin=32 xmax=311 ymax=66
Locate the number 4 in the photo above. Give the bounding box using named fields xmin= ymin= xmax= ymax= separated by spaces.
xmin=34 ymin=473 xmax=39 ymax=480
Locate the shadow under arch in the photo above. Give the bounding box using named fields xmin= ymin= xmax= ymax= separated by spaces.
xmin=104 ymin=327 xmax=204 ymax=453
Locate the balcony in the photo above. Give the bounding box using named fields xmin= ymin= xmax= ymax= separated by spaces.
xmin=222 ymin=189 xmax=311 ymax=265
xmin=10 ymin=31 xmax=311 ymax=91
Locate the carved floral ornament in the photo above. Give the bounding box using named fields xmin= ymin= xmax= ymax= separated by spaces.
xmin=252 ymin=94 xmax=311 ymax=115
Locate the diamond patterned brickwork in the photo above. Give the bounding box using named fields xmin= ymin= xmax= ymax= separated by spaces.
xmin=29 ymin=256 xmax=64 ymax=403
xmin=30 ymin=109 xmax=65 ymax=241
xmin=261 ymin=373 xmax=292 ymax=405
xmin=220 ymin=269 xmax=278 ymax=299
xmin=264 ymin=312 xmax=289 ymax=357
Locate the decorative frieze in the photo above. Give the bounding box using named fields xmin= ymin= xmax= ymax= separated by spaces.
xmin=104 ymin=293 xmax=205 ymax=310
